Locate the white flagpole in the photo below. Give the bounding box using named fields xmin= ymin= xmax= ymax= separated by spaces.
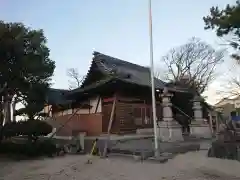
xmin=148 ymin=0 xmax=159 ymax=157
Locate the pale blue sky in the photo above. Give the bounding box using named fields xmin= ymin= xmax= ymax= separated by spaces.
xmin=0 ymin=0 xmax=236 ymax=104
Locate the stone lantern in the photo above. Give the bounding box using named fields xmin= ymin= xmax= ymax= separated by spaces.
xmin=192 ymin=95 xmax=203 ymax=122
xmin=191 ymin=95 xmax=212 ymax=138
xmin=161 ymin=87 xmax=174 ymax=122
xmin=158 ymin=87 xmax=183 ymax=142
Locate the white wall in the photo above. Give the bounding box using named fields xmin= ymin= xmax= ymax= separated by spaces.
xmin=90 ymin=96 xmax=102 ymax=113
xmin=62 ymin=109 xmax=72 ymax=115
xmin=50 ymin=96 xmax=102 ymax=117
xmin=75 ymin=108 xmax=89 ymax=114
xmin=39 ymin=105 xmax=52 ymax=116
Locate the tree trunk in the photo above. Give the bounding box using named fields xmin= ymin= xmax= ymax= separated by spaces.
xmin=12 ymin=100 xmax=16 ymax=122
xmin=0 ymin=83 xmax=7 ymax=143
xmin=3 ymin=94 xmax=12 ymax=124
xmin=0 ymin=84 xmax=6 ymax=125
xmin=0 ymin=96 xmax=4 ymax=143
xmin=0 ymin=96 xmax=3 ymax=125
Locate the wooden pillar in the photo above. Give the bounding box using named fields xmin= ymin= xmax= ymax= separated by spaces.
xmin=216 ymin=112 xmax=219 ymax=133
xmin=12 ymin=100 xmax=16 ymax=122
xmin=208 ymin=110 xmax=213 ymax=135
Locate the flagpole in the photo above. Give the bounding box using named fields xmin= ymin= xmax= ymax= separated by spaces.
xmin=148 ymin=0 xmax=159 ymax=157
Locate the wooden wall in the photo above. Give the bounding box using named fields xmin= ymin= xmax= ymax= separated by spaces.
xmin=101 ymin=94 xmax=162 ymax=134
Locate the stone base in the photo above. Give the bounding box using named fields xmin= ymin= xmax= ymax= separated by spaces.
xmin=136 ymin=128 xmax=154 ymax=135
xmin=190 ymin=122 xmax=212 ymax=139
xmin=158 ymin=121 xmax=184 ymax=142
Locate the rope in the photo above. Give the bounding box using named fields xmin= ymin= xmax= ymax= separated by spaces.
xmin=171 ymin=103 xmax=193 ymax=122
xmin=171 ymin=103 xmax=193 ymax=135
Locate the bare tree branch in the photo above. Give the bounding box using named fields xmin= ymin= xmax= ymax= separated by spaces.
xmin=66 ymin=68 xmax=85 ymax=90
xmin=215 ymin=60 xmax=240 ymax=98
xmin=160 ymin=37 xmax=225 ymax=94
xmin=154 ymin=66 xmax=167 ymax=80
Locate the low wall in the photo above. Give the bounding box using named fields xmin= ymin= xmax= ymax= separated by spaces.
xmin=53 ymin=113 xmax=103 ymax=136
xmin=136 ymin=128 xmax=154 ymax=135
xmin=79 ymin=114 xmax=103 ymax=136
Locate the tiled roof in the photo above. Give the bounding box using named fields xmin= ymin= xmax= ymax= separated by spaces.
xmin=81 ymin=51 xmax=166 ymax=89
xmin=69 ymin=77 xmax=115 ymax=94
xmin=46 ymin=88 xmax=71 ymax=105
xmin=49 ymin=52 xmax=192 ymax=104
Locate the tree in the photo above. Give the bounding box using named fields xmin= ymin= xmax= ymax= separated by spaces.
xmin=0 ymin=21 xmax=55 ymax=124
xmin=160 ymin=37 xmax=224 ymax=94
xmin=15 ymin=82 xmax=49 ymax=120
xmin=67 ymin=68 xmax=84 ymax=89
xmin=203 ymin=1 xmax=240 ymax=61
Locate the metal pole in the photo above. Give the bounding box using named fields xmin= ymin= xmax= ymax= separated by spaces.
xmin=148 ymin=0 xmax=159 ymax=157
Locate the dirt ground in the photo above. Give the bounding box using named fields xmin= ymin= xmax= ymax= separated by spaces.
xmin=1 ymin=151 xmax=240 ymax=180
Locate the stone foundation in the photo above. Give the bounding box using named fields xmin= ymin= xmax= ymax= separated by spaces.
xmin=158 ymin=121 xmax=183 ymax=142
xmin=190 ymin=122 xmax=212 ymax=139
xmin=136 ymin=128 xmax=154 ymax=135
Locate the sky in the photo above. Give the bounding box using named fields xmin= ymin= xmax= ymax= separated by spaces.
xmin=0 ymin=0 xmax=237 ymax=105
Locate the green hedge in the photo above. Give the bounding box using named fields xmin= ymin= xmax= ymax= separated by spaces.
xmin=2 ymin=120 xmax=52 ymax=138
xmin=208 ymin=141 xmax=238 ymax=160
xmin=0 ymin=140 xmax=57 ymax=157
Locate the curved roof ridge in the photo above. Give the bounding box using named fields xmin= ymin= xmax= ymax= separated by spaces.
xmin=93 ymin=51 xmax=149 ymax=71
xmin=80 ymin=51 xmax=168 ymax=90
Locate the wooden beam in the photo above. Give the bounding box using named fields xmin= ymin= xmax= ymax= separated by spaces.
xmin=103 ymin=94 xmax=117 ymax=157
xmin=107 ymin=96 xmax=117 ymax=133
xmin=103 ymin=97 xmax=114 ymax=103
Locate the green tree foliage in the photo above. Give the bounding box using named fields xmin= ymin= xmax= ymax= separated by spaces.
xmin=0 ymin=21 xmax=55 ymax=120
xmin=203 ymin=1 xmax=240 ymax=61
xmin=15 ymin=83 xmax=49 ymax=120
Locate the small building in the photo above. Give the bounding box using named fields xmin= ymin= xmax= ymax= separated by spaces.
xmin=215 ymin=96 xmax=240 ymax=121
xmin=43 ymin=52 xmax=210 ymax=138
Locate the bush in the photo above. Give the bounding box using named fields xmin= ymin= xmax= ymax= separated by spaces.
xmin=2 ymin=120 xmax=52 ymax=138
xmin=208 ymin=140 xmax=238 ymax=160
xmin=0 ymin=139 xmax=57 ymax=157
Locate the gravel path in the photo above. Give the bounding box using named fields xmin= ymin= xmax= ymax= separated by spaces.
xmin=0 ymin=151 xmax=240 ymax=180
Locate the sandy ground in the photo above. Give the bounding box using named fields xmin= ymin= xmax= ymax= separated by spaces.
xmin=1 ymin=151 xmax=240 ymax=180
